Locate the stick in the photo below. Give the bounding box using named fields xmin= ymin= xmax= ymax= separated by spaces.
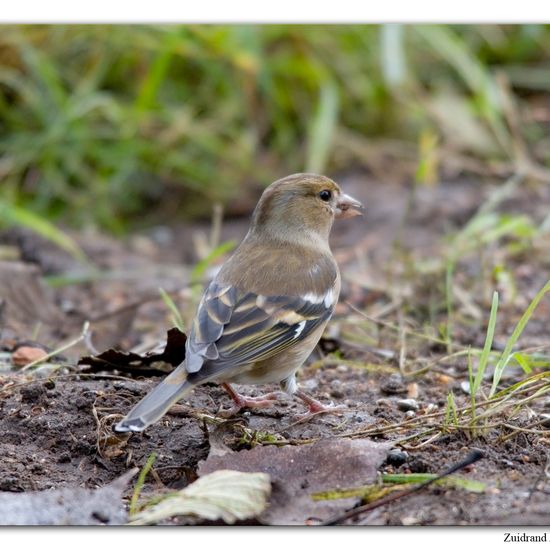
xmin=322 ymin=449 xmax=484 ymax=525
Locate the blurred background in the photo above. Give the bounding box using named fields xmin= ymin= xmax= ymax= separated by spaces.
xmin=1 ymin=23 xmax=550 ymax=353
xmin=1 ymin=24 xmax=550 ymax=235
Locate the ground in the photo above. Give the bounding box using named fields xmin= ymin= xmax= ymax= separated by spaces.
xmin=0 ymin=172 xmax=549 ymax=525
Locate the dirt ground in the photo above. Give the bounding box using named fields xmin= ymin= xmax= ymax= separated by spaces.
xmin=0 ymin=172 xmax=549 ymax=525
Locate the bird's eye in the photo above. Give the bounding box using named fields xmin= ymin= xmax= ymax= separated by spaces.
xmin=319 ymin=190 xmax=332 ymax=202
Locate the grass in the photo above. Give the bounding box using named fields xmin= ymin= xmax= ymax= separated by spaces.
xmin=129 ymin=452 xmax=158 ymax=516
xmin=2 ymin=24 xmax=550 ymax=237
xmin=159 ymin=288 xmax=186 ymax=332
xmin=418 ymin=280 xmax=550 ymax=441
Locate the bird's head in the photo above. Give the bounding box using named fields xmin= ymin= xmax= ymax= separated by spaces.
xmin=250 ymin=173 xmax=364 ymax=245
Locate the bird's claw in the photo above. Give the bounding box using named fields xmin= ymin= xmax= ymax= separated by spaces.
xmin=218 ymin=392 xmax=281 ymax=418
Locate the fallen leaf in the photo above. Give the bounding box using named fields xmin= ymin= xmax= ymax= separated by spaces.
xmin=78 ymin=327 xmax=187 ymax=376
xmin=199 ymin=438 xmax=390 ymax=525
xmin=0 ymin=469 xmax=137 ymax=525
xmin=130 ymin=470 xmax=271 ymax=525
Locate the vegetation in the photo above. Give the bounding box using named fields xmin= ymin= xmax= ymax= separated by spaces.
xmin=2 ymin=24 xmax=550 ymax=232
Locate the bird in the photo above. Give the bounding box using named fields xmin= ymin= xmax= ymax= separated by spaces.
xmin=115 ymin=173 xmax=364 ymax=433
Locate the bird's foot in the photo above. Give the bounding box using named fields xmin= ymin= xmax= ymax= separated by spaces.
xmin=219 ymin=383 xmax=281 ymax=417
xmin=294 ymin=390 xmax=347 ymax=423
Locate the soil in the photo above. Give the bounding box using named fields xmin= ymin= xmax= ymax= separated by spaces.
xmin=0 ymin=172 xmax=549 ymax=525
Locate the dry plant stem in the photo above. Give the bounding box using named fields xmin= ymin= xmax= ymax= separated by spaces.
xmin=397 ymin=308 xmax=407 ymax=375
xmin=20 ymin=321 xmax=91 ymax=371
xmin=322 ymin=449 xmax=484 ymax=525
xmin=392 ymin=428 xmax=439 ymax=447
xmin=340 ymin=380 xmax=549 ymax=440
xmin=498 ymin=422 xmax=550 ymax=442
xmin=405 ymin=431 xmax=444 ymax=450
xmin=209 ymin=202 xmax=224 ymax=250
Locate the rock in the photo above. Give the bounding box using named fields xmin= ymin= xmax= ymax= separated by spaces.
xmin=397 ymin=399 xmax=420 ymax=412
xmin=386 ymin=449 xmax=409 ymax=467
xmin=380 ymin=374 xmax=407 ymax=395
xmin=12 ymin=346 xmax=48 ymax=368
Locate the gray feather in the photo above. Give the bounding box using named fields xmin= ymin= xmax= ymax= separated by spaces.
xmin=114 ymin=367 xmax=193 ymax=433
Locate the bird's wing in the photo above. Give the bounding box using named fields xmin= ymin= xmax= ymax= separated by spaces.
xmin=184 ymin=280 xmax=336 ymax=382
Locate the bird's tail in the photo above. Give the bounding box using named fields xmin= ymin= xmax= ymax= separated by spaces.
xmin=114 ymin=367 xmax=193 ymax=433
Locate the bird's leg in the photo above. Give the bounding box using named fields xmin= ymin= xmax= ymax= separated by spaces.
xmin=219 ymin=382 xmax=281 ymax=417
xmin=293 ymin=389 xmax=347 ymax=423
xmin=280 ymin=375 xmax=347 ymax=423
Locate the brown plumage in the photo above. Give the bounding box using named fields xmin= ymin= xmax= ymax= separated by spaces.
xmin=115 ymin=173 xmax=363 ymax=433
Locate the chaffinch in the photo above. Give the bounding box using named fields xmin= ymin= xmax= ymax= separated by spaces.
xmin=115 ymin=173 xmax=363 ymax=433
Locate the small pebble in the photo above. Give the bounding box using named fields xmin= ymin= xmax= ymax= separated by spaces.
xmin=352 ymin=411 xmax=372 ymax=423
xmin=380 ymin=374 xmax=407 ymax=395
xmin=336 ymin=365 xmax=349 ymax=373
xmin=424 ymin=403 xmax=437 ymax=413
xmin=386 ymin=448 xmax=409 ymax=467
xmin=435 ymin=373 xmax=453 ymax=385
xmin=405 ymin=410 xmax=416 ymax=418
xmin=330 ymin=380 xmax=344 ymax=398
xmin=397 ymin=399 xmax=419 ymax=412
xmin=12 ymin=346 xmax=48 ymax=367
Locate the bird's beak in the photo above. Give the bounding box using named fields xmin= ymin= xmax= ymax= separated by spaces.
xmin=335 ymin=193 xmax=364 ymax=219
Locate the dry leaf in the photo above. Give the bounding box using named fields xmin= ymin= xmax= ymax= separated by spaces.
xmin=130 ymin=470 xmax=271 ymax=525
xmin=79 ymin=327 xmax=187 ymax=376
xmin=199 ymin=439 xmax=390 ymax=525
xmin=0 ymin=469 xmax=137 ymax=525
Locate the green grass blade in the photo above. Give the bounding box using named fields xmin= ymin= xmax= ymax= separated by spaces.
xmin=159 ymin=288 xmax=185 ymax=332
xmin=445 ymin=259 xmax=454 ymax=351
xmin=129 ymin=452 xmax=157 ymax=516
xmin=135 ymin=29 xmax=179 ymax=113
xmin=380 ymin=24 xmax=407 ymax=89
xmin=305 ymin=81 xmax=339 ymax=174
xmin=191 ymin=240 xmax=236 ymax=284
xmin=472 ymin=291 xmax=499 ymax=395
xmin=0 ymin=199 xmax=87 ymax=262
xmin=382 ymin=473 xmax=486 ymax=493
xmin=490 ymin=280 xmax=550 ymax=396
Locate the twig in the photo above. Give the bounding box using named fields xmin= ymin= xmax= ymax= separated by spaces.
xmin=322 ymin=449 xmax=484 ymax=525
